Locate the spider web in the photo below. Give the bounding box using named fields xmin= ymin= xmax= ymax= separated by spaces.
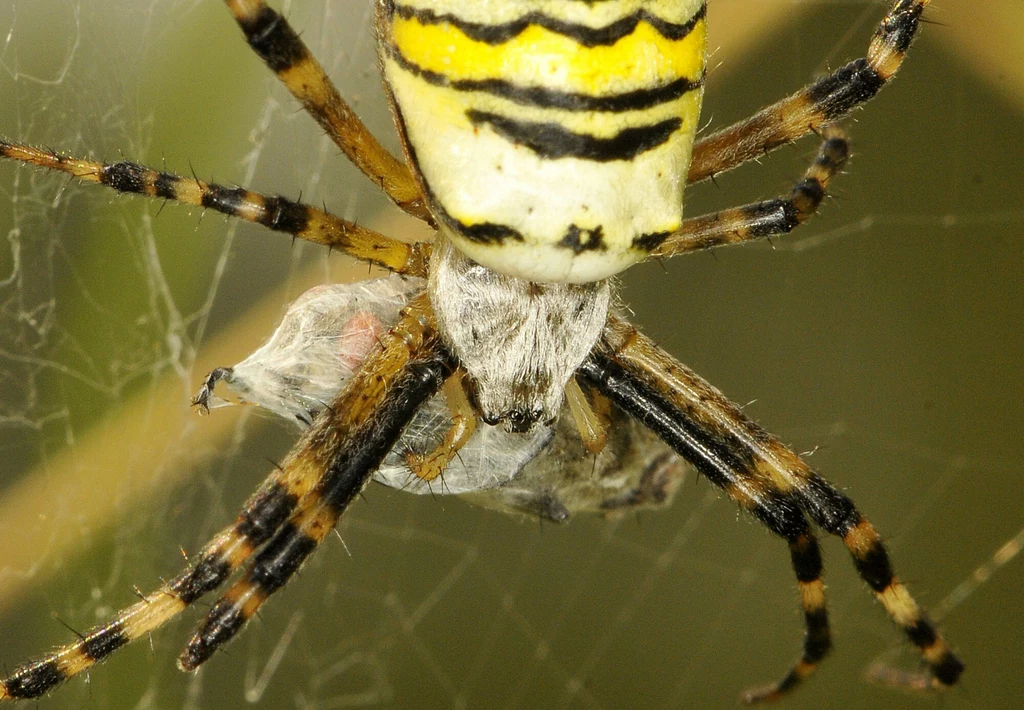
xmin=0 ymin=1 xmax=1022 ymax=707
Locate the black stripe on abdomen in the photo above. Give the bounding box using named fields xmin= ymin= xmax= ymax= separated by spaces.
xmin=391 ymin=3 xmax=707 ymax=47
xmin=466 ymin=110 xmax=682 ymax=162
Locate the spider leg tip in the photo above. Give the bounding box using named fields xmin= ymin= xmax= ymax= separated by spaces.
xmin=738 ymin=683 xmax=782 ymax=705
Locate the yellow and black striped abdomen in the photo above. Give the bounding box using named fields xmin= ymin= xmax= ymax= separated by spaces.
xmin=380 ymin=0 xmax=707 ymax=283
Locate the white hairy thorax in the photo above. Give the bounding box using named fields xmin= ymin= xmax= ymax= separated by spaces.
xmin=428 ymin=233 xmax=611 ymax=432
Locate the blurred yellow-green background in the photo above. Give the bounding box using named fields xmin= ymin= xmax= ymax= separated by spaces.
xmin=0 ymin=1 xmax=1022 ymax=707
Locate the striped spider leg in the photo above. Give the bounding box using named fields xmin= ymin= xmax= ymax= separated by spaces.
xmin=0 ymin=294 xmax=454 ymax=700
xmin=222 ymin=0 xmax=429 ymax=220
xmin=652 ymin=127 xmax=849 ymax=258
xmin=0 ymin=142 xmax=430 ymax=277
xmin=178 ymin=294 xmax=452 ymax=669
xmin=686 ymin=0 xmax=931 ymax=186
xmin=579 ymin=317 xmax=965 ymax=703
xmin=634 ymin=0 xmax=929 ymax=260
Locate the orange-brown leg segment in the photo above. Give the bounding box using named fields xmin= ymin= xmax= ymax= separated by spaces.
xmin=565 ymin=376 xmax=609 ymax=455
xmin=0 ymin=141 xmax=430 ymax=276
xmin=579 ymin=317 xmax=963 ymax=702
xmin=222 ymin=0 xmax=429 ymax=220
xmin=179 ymin=294 xmax=453 ymax=669
xmin=688 ymin=0 xmax=928 ymax=185
xmin=404 ymin=369 xmax=478 ymax=483
xmin=647 ymin=128 xmax=847 ymax=259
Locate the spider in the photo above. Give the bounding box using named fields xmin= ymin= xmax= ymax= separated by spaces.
xmin=0 ymin=0 xmax=964 ymax=703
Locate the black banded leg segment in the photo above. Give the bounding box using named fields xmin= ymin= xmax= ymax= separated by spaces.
xmin=0 ymin=447 xmax=321 ymax=700
xmin=0 ymin=141 xmax=429 ymax=276
xmin=223 ymin=0 xmax=429 ymax=220
xmin=742 ymin=532 xmax=831 ymax=704
xmin=688 ymin=0 xmax=928 ymax=185
xmin=578 ymin=340 xmax=832 ymax=703
xmin=650 ymin=129 xmax=847 ymax=258
xmin=795 ymin=473 xmax=965 ymax=689
xmin=580 ymin=317 xmax=963 ymax=700
xmin=741 ymin=504 xmax=832 ymax=703
xmin=179 ymin=295 xmax=454 ymax=670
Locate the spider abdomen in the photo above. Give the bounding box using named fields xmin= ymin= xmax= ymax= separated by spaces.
xmin=379 ymin=0 xmax=708 ymax=284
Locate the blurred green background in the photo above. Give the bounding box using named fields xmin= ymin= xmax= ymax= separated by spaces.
xmin=0 ymin=1 xmax=1021 ymax=708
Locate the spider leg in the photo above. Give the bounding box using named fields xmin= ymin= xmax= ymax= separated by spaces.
xmin=565 ymin=376 xmax=609 ymax=455
xmin=222 ymin=0 xmax=428 ymax=221
xmin=0 ymin=433 xmax=322 ymax=699
xmin=404 ymin=369 xmax=478 ymax=482
xmin=0 ymin=295 xmax=451 ymax=700
xmin=648 ymin=128 xmax=847 ymax=259
xmin=179 ymin=294 xmax=453 ymax=670
xmin=688 ymin=0 xmax=927 ymax=185
xmin=0 ymin=141 xmax=429 ymax=276
xmin=579 ymin=316 xmax=963 ymax=703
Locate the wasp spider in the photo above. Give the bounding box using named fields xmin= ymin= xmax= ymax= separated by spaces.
xmin=0 ymin=0 xmax=963 ymax=703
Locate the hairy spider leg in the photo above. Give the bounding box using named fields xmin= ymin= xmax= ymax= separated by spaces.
xmin=404 ymin=369 xmax=479 ymax=483
xmin=565 ymin=377 xmax=609 ymax=455
xmin=222 ymin=0 xmax=428 ymax=220
xmin=0 ymin=296 xmax=452 ymax=700
xmin=0 ymin=141 xmax=429 ymax=276
xmin=649 ymin=127 xmax=848 ymax=258
xmin=579 ymin=317 xmax=963 ymax=703
xmin=0 ymin=416 xmax=325 ymax=698
xmin=688 ymin=0 xmax=929 ymax=185
xmin=579 ymin=333 xmax=829 ymax=703
xmin=179 ymin=295 xmax=453 ymax=669
xmin=868 ymin=526 xmax=1024 ymax=690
